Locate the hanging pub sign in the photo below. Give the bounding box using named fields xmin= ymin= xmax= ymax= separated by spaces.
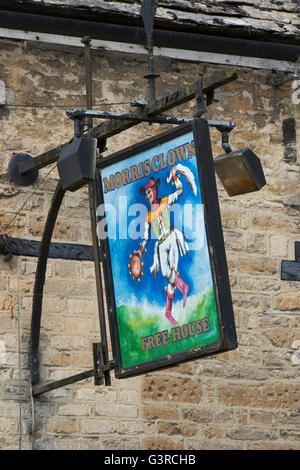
xmin=97 ymin=118 xmax=237 ymax=379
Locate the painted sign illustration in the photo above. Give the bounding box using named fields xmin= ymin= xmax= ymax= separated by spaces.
xmin=99 ymin=121 xmax=237 ymax=377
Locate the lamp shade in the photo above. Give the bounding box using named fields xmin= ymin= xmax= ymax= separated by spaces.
xmin=57 ymin=136 xmax=97 ymax=191
xmin=214 ymin=148 xmax=266 ymax=197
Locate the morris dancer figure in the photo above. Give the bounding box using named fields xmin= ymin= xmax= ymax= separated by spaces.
xmin=137 ymin=164 xmax=197 ymax=326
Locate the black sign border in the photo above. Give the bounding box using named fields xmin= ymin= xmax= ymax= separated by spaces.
xmin=97 ymin=118 xmax=237 ymax=379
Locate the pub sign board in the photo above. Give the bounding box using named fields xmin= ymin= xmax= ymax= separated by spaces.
xmin=98 ymin=118 xmax=237 ymax=379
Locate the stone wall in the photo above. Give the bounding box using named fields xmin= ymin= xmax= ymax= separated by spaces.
xmin=0 ymin=37 xmax=299 ymax=450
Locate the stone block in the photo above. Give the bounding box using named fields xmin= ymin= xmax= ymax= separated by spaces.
xmin=46 ymin=418 xmax=78 ymax=434
xmin=218 ymin=383 xmax=300 ymax=409
xmin=143 ymin=376 xmax=201 ymax=403
xmin=95 ymin=404 xmax=138 ymax=419
xmin=143 ymin=436 xmax=184 ymax=450
xmin=274 ymin=292 xmax=300 ymax=311
xmin=81 ymin=419 xmax=117 ymax=434
xmin=142 ymin=405 xmax=180 ymax=421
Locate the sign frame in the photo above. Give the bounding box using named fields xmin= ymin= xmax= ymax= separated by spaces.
xmin=97 ymin=118 xmax=237 ymax=379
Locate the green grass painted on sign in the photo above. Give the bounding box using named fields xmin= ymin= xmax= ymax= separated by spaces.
xmin=117 ymin=286 xmax=220 ymax=368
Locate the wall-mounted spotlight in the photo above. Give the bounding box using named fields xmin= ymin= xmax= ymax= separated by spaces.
xmin=214 ymin=126 xmax=266 ymax=197
xmin=57 ymin=136 xmax=97 ymax=192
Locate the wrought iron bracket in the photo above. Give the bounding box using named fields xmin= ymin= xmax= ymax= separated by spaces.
xmin=30 ymin=183 xmax=66 ymax=385
xmin=10 ymin=99 xmax=236 ymax=395
xmin=32 ymin=354 xmax=116 ymax=397
xmin=29 ymin=173 xmax=112 ymax=392
xmin=0 ymin=234 xmax=98 ymax=261
xmin=14 ymin=69 xmax=237 ymax=178
xmin=3 ymin=21 xmax=238 ymax=396
xmin=66 ymin=108 xmax=236 ymax=131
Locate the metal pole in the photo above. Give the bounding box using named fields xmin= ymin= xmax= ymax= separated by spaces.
xmin=88 ymin=179 xmax=111 ymax=386
xmin=82 ymin=36 xmax=111 ymax=385
xmin=81 ymin=36 xmax=93 ymax=129
xmin=66 ymin=109 xmax=236 ymax=130
xmin=32 ymin=369 xmax=94 ymax=396
xmin=141 ymin=0 xmax=159 ymax=102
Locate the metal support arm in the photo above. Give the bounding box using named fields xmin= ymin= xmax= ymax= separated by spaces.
xmin=0 ymin=236 xmax=97 ymax=261
xmin=17 ymin=69 xmax=237 ymax=176
xmin=66 ymin=109 xmax=236 ymax=131
xmin=32 ymin=355 xmax=116 ymax=396
xmin=29 ymin=178 xmax=113 ymax=390
xmin=30 ymin=183 xmax=65 ymax=385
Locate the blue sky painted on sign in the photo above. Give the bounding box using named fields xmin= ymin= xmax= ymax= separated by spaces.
xmin=100 ymin=131 xmax=214 ymax=311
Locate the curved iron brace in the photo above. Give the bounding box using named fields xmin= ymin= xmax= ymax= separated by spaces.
xmin=30 ymin=182 xmax=65 ymax=385
xmin=29 ymin=173 xmax=112 ymax=388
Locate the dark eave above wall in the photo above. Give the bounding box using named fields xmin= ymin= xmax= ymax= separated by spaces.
xmin=0 ymin=7 xmax=299 ymax=66
xmin=0 ymin=0 xmax=300 ymax=45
